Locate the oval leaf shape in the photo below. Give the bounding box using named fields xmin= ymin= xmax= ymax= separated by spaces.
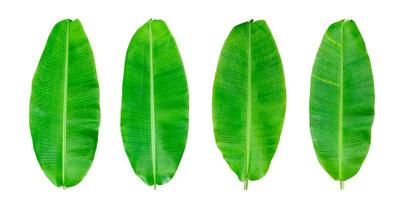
xmin=309 ymin=19 xmax=374 ymax=189
xmin=121 ymin=19 xmax=189 ymax=188
xmin=212 ymin=20 xmax=286 ymax=189
xmin=30 ymin=19 xmax=100 ymax=188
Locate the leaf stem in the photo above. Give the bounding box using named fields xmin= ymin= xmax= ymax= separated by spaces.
xmin=244 ymin=179 xmax=248 ymax=190
xmin=340 ymin=180 xmax=344 ymax=190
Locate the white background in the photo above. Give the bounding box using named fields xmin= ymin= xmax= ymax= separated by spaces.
xmin=0 ymin=0 xmax=399 ymax=199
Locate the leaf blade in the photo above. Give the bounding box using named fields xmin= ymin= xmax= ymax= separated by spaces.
xmin=121 ymin=19 xmax=189 ymax=187
xmin=310 ymin=19 xmax=374 ymax=186
xmin=212 ymin=20 xmax=286 ymax=188
xmin=30 ymin=19 xmax=100 ymax=188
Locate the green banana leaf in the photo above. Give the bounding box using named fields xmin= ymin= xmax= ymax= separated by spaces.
xmin=309 ymin=19 xmax=374 ymax=189
xmin=30 ymin=19 xmax=100 ymax=188
xmin=121 ymin=19 xmax=189 ymax=189
xmin=212 ymin=20 xmax=286 ymax=189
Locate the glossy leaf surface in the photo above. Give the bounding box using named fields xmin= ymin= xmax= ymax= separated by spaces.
xmin=309 ymin=19 xmax=374 ymax=189
xmin=212 ymin=20 xmax=286 ymax=189
xmin=30 ymin=19 xmax=100 ymax=188
xmin=121 ymin=19 xmax=189 ymax=188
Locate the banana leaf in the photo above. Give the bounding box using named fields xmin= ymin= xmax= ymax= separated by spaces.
xmin=30 ymin=19 xmax=100 ymax=188
xmin=121 ymin=19 xmax=189 ymax=189
xmin=309 ymin=19 xmax=374 ymax=189
xmin=212 ymin=20 xmax=286 ymax=189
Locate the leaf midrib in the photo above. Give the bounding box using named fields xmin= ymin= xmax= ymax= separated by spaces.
xmin=62 ymin=20 xmax=69 ymax=188
xmin=149 ymin=20 xmax=157 ymax=189
xmin=338 ymin=21 xmax=345 ymax=187
xmin=244 ymin=21 xmax=252 ymax=189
